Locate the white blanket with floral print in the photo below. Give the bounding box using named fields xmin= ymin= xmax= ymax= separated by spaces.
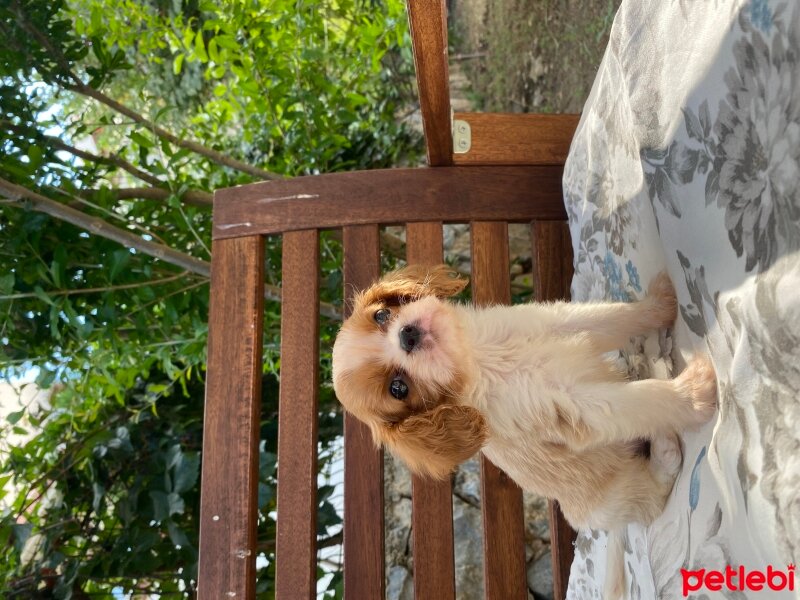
xmin=563 ymin=1 xmax=800 ymax=598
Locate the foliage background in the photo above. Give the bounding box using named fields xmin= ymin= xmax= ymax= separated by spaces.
xmin=0 ymin=0 xmax=420 ymax=597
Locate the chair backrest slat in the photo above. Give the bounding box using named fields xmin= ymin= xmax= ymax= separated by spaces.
xmin=198 ymin=236 xmax=265 ymax=600
xmin=275 ymin=229 xmax=321 ymax=599
xmin=452 ymin=113 xmax=580 ymax=166
xmin=406 ymin=221 xmax=444 ymax=264
xmin=470 ymin=222 xmax=528 ymax=600
xmin=532 ymin=221 xmax=572 ymax=301
xmin=211 ymin=166 xmax=567 ymax=241
xmin=341 ymin=225 xmax=385 ymax=599
xmin=531 ymin=221 xmax=577 ymax=600
xmin=406 ymin=221 xmax=457 ymax=600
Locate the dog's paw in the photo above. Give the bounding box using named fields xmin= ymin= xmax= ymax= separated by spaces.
xmin=677 ymin=355 xmax=718 ymax=426
xmin=650 ymin=432 xmax=683 ymax=484
xmin=647 ymin=271 xmax=678 ymax=328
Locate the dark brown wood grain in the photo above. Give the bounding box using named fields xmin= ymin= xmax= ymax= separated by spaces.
xmin=470 ymin=222 xmax=528 ymax=600
xmin=548 ymin=500 xmax=577 ymax=600
xmin=532 ymin=221 xmax=574 ymax=302
xmin=453 ymin=113 xmax=580 ymax=166
xmin=406 ymin=221 xmax=456 ymax=600
xmin=341 ymin=225 xmax=385 ymax=600
xmin=275 ymin=230 xmax=320 ymax=600
xmin=198 ymin=236 xmax=264 ymax=600
xmin=407 ymin=1 xmax=452 ymax=166
xmin=531 ymin=221 xmax=577 ymax=600
xmin=212 ymin=166 xmax=566 ymax=240
xmin=406 ymin=222 xmax=444 ymax=264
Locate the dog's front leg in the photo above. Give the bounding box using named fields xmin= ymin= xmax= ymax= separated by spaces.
xmin=547 ymin=271 xmax=677 ymax=352
xmin=557 ymin=355 xmax=717 ymax=449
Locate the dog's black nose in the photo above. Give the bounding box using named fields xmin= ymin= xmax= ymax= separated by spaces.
xmin=399 ymin=325 xmax=421 ymax=352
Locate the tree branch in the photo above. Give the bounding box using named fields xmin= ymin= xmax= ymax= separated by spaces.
xmin=0 ymin=177 xmax=342 ymax=320
xmin=78 ymin=82 xmax=285 ymax=180
xmin=5 ymin=121 xmax=213 ymax=206
xmin=0 ymin=176 xmax=211 ymax=277
xmin=0 ymin=271 xmax=191 ymax=300
xmin=66 ymin=81 xmax=285 ymax=180
xmin=4 ymin=119 xmax=163 ymax=188
xmin=13 ymin=5 xmax=284 ymax=182
xmin=87 ymin=186 xmax=212 ymax=206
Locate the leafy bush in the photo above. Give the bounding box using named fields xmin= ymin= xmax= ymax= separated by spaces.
xmin=0 ymin=0 xmax=420 ymax=596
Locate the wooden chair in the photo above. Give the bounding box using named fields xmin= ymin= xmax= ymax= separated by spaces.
xmin=197 ymin=2 xmax=579 ymax=598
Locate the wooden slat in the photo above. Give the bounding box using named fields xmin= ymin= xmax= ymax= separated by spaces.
xmin=342 ymin=225 xmax=385 ymax=600
xmin=548 ymin=501 xmax=576 ymax=600
xmin=470 ymin=222 xmax=528 ymax=600
xmin=275 ymin=229 xmax=320 ymax=600
xmin=213 ymin=166 xmax=566 ymax=239
xmin=532 ymin=221 xmax=573 ymax=301
xmin=453 ymin=113 xmax=580 ymax=166
xmin=406 ymin=222 xmax=456 ymax=600
xmin=198 ymin=236 xmax=264 ymax=600
xmin=531 ymin=221 xmax=577 ymax=600
xmin=407 ymin=0 xmax=452 ymax=166
xmin=406 ymin=222 xmax=444 ymax=262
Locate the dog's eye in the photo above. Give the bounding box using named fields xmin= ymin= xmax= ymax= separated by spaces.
xmin=374 ymin=308 xmax=391 ymax=324
xmin=389 ymin=377 xmax=409 ymax=400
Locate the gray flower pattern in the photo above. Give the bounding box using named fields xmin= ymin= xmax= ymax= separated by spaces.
xmin=563 ymin=0 xmax=800 ymax=597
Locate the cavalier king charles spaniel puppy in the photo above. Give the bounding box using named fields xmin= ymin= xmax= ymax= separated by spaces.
xmin=332 ymin=264 xmax=717 ymax=598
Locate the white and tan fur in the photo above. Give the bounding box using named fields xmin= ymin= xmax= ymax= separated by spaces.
xmin=332 ymin=265 xmax=717 ymax=598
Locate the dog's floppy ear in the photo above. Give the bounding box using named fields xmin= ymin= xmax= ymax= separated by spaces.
xmin=359 ymin=264 xmax=467 ymax=306
xmin=377 ymin=405 xmax=487 ymax=479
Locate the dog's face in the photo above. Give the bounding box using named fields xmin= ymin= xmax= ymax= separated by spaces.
xmin=332 ymin=264 xmax=487 ymax=479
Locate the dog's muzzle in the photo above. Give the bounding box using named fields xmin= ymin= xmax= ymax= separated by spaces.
xmin=399 ymin=324 xmax=422 ymax=352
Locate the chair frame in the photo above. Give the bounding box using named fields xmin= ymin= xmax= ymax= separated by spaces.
xmin=197 ymin=2 xmax=579 ymax=598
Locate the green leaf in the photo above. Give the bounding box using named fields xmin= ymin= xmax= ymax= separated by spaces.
xmin=259 ymin=449 xmax=277 ymax=479
xmin=0 ymin=273 xmax=14 ymax=295
xmin=34 ymin=285 xmax=54 ymax=306
xmin=207 ymin=37 xmax=219 ymax=63
xmin=90 ymin=5 xmax=103 ymax=33
xmin=6 ymin=409 xmax=24 ymax=425
xmin=92 ymin=482 xmax=105 ymax=513
xmin=173 ymin=53 xmax=185 ymax=75
xmin=129 ymin=131 xmax=154 ymax=149
xmin=167 ymin=520 xmax=190 ymax=548
xmin=28 ymin=145 xmax=44 ymax=169
xmin=149 ymin=490 xmax=169 ymax=522
xmin=35 ymin=368 xmax=56 ymax=388
xmin=167 ymin=492 xmax=185 ymax=516
xmin=194 ymin=30 xmax=208 ymax=62
xmin=109 ymin=249 xmax=130 ymax=282
xmin=165 ymin=444 xmax=182 ymax=469
xmin=50 ymin=246 xmax=67 ymax=288
xmin=213 ymin=34 xmax=239 ymax=51
xmin=173 ymin=453 xmax=199 ymax=494
xmin=12 ymin=523 xmax=33 ymax=554
xmin=258 ymin=482 xmax=273 ymax=508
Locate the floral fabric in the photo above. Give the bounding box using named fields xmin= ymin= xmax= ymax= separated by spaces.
xmin=563 ymin=1 xmax=800 ymax=598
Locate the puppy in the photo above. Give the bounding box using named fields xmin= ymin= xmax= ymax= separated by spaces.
xmin=332 ymin=264 xmax=717 ymax=597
